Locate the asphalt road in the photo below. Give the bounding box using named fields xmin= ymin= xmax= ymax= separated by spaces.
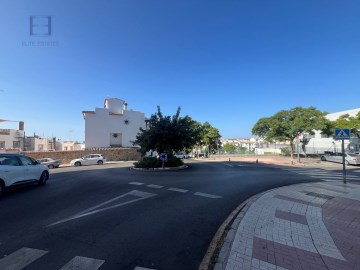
xmin=0 ymin=160 xmax=330 ymax=270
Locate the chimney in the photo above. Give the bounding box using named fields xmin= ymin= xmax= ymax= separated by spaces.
xmin=19 ymin=121 xmax=24 ymax=131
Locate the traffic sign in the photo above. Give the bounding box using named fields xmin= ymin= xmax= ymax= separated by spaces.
xmin=159 ymin=153 xmax=167 ymax=161
xmin=335 ymin=129 xmax=350 ymax=140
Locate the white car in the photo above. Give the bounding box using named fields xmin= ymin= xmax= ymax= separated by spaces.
xmin=0 ymin=153 xmax=49 ymax=197
xmin=70 ymin=154 xmax=106 ymax=166
xmin=174 ymin=153 xmax=189 ymax=159
xmin=320 ymin=152 xmax=360 ymax=165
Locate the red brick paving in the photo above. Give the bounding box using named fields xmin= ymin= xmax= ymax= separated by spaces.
xmin=252 ymin=236 xmax=351 ymax=270
xmin=323 ymin=197 xmax=360 ymax=270
xmin=273 ymin=194 xmax=322 ymax=207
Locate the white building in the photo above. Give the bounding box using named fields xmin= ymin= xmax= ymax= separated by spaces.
xmin=25 ymin=135 xmax=49 ymax=151
xmin=56 ymin=140 xmax=85 ymax=151
xmin=301 ymin=108 xmax=360 ymax=154
xmin=0 ymin=128 xmax=25 ymax=151
xmin=82 ymin=98 xmax=146 ymax=148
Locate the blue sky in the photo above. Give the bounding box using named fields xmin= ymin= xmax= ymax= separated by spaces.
xmin=1 ymin=0 xmax=360 ymax=142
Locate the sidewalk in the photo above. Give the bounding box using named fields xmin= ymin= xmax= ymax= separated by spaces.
xmin=213 ymin=181 xmax=360 ymax=270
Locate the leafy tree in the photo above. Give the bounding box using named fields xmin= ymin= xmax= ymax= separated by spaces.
xmin=252 ymin=107 xmax=329 ymax=158
xmin=200 ymin=121 xmax=221 ymax=155
xmin=222 ymin=143 xmax=236 ymax=153
xmin=133 ymin=106 xmax=202 ymax=156
xmin=329 ymin=112 xmax=360 ymax=138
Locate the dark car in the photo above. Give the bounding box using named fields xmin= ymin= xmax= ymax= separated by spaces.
xmin=37 ymin=158 xmax=61 ymax=169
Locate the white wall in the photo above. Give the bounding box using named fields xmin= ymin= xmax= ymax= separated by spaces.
xmin=0 ymin=129 xmax=25 ymax=150
xmin=84 ymin=100 xmax=146 ymax=148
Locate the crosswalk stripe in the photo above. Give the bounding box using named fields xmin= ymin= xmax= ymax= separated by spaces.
xmin=167 ymin=187 xmax=188 ymax=193
xmin=59 ymin=256 xmax=105 ymax=270
xmin=194 ymin=192 xmax=222 ymax=199
xmin=0 ymin=247 xmax=48 ymax=270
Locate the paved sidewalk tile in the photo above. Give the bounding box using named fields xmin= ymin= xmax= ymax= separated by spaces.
xmin=216 ymin=181 xmax=360 ymax=270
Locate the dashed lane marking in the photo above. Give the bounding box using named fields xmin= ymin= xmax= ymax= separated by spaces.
xmin=194 ymin=192 xmax=222 ymax=199
xmin=59 ymin=256 xmax=105 ymax=270
xmin=129 ymin=182 xmax=144 ymax=185
xmin=0 ymin=247 xmax=48 ymax=270
xmin=147 ymin=184 xmax=164 ymax=189
xmin=167 ymin=187 xmax=188 ymax=193
xmin=46 ymin=190 xmax=156 ymax=227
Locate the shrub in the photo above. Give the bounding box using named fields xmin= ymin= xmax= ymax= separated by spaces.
xmin=134 ymin=156 xmax=184 ymax=169
xmin=280 ymin=147 xmax=291 ymax=156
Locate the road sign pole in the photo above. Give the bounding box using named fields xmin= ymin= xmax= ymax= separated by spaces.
xmin=342 ymin=139 xmax=346 ymax=184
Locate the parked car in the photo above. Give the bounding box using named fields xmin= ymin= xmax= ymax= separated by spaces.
xmin=320 ymin=152 xmax=360 ymax=165
xmin=37 ymin=158 xmax=61 ymax=169
xmin=174 ymin=153 xmax=189 ymax=159
xmin=70 ymin=154 xmax=106 ymax=166
xmin=0 ymin=153 xmax=49 ymax=197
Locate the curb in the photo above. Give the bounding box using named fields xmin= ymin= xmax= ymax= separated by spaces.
xmin=130 ymin=165 xmax=188 ymax=171
xmin=200 ymin=183 xmax=310 ymax=270
xmin=198 ymin=196 xmax=255 ymax=270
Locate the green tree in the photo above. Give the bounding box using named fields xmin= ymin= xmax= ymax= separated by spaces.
xmin=133 ymin=106 xmax=202 ymax=155
xmin=222 ymin=143 xmax=236 ymax=153
xmin=200 ymin=121 xmax=221 ymax=155
xmin=329 ymin=112 xmax=360 ymax=138
xmin=252 ymin=107 xmax=329 ymax=158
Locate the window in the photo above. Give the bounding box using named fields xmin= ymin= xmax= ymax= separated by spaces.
xmin=0 ymin=156 xmax=20 ymax=166
xmin=38 ymin=144 xmax=44 ymax=151
xmin=19 ymin=156 xmax=35 ymax=165
xmin=0 ymin=141 xmax=5 ymax=149
xmin=13 ymin=141 xmax=20 ymax=148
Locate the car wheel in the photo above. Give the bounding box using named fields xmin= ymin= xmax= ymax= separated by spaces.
xmin=97 ymin=160 xmax=103 ymax=165
xmin=75 ymin=161 xmax=81 ymax=166
xmin=38 ymin=172 xmax=48 ymax=186
xmin=48 ymin=164 xmax=54 ymax=169
xmin=0 ymin=181 xmax=5 ymax=198
xmin=321 ymin=156 xmax=326 ymax=161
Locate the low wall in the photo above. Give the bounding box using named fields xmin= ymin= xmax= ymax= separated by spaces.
xmin=23 ymin=148 xmax=141 ymax=164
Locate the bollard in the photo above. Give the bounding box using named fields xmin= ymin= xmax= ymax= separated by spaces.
xmin=229 ymin=158 xmax=231 ymax=162
xmin=256 ymin=159 xmax=258 ymax=164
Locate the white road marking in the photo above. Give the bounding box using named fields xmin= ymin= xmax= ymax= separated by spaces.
xmin=147 ymin=184 xmax=164 ymax=189
xmin=134 ymin=267 xmax=156 ymax=270
xmin=167 ymin=187 xmax=188 ymax=193
xmin=194 ymin=192 xmax=222 ymax=199
xmin=0 ymin=247 xmax=48 ymax=270
xmin=237 ymin=164 xmax=244 ymax=167
xmin=47 ymin=190 xmax=156 ymax=227
xmin=59 ymin=256 xmax=105 ymax=270
xmin=224 ymin=163 xmax=234 ymax=167
xmin=129 ymin=182 xmax=144 ymax=185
